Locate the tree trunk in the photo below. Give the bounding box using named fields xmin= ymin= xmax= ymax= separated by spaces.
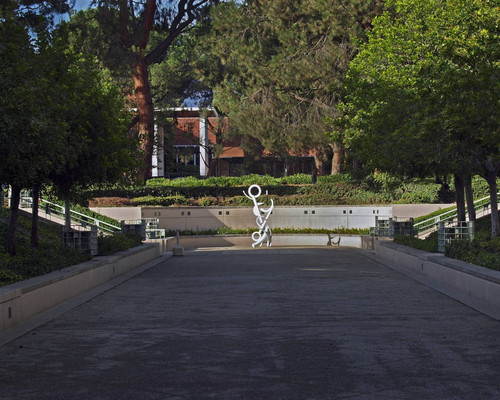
xmin=330 ymin=141 xmax=343 ymax=175
xmin=464 ymin=174 xmax=476 ymax=224
xmin=6 ymin=185 xmax=21 ymax=255
xmin=31 ymin=183 xmax=40 ymax=248
xmin=64 ymin=197 xmax=71 ymax=230
xmin=132 ymin=55 xmax=155 ymax=182
xmin=313 ymin=154 xmax=326 ymax=175
xmin=207 ymin=158 xmax=218 ymax=177
xmin=485 ymin=172 xmax=499 ymax=238
xmin=454 ymin=174 xmax=466 ymax=223
xmin=352 ymin=157 xmax=361 ymax=172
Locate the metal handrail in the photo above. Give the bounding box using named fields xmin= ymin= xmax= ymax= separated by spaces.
xmin=415 ymin=193 xmax=499 ymax=236
xmin=21 ymin=196 xmax=121 ymax=233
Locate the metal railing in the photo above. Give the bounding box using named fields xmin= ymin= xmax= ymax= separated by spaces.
xmin=414 ymin=193 xmax=499 ymax=237
xmin=20 ymin=196 xmax=121 ymax=234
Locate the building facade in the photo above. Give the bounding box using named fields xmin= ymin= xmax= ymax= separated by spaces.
xmin=153 ymin=108 xmax=315 ymax=178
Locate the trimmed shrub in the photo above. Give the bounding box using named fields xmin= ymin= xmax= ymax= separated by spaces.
xmin=198 ymin=196 xmax=219 ymax=206
xmin=280 ymin=173 xmax=313 ymax=184
xmin=446 ymin=239 xmax=500 ymax=271
xmin=393 ymin=231 xmax=439 ymax=253
xmin=98 ymin=232 xmax=143 ymax=256
xmin=130 ymin=195 xmax=190 ymax=206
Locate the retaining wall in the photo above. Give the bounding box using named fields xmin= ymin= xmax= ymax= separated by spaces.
xmin=374 ymin=241 xmax=500 ymax=317
xmin=141 ymin=206 xmax=392 ymax=231
xmin=0 ymin=243 xmax=160 ymax=331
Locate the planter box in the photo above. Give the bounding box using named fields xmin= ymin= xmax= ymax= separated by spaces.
xmin=374 ymin=241 xmax=500 ymax=318
xmin=0 ymin=243 xmax=160 ymax=331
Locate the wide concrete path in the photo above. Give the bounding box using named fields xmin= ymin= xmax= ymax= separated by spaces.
xmin=0 ymin=247 xmax=499 ymax=399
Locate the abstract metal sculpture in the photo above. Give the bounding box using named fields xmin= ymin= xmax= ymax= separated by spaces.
xmin=243 ymin=184 xmax=274 ymax=247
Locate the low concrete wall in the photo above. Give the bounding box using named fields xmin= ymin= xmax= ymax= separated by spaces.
xmin=162 ymin=234 xmax=381 ymax=249
xmin=0 ymin=243 xmax=160 ymax=331
xmin=392 ymin=204 xmax=454 ymax=218
xmin=90 ymin=207 xmax=141 ymax=221
xmin=374 ymin=241 xmax=500 ymax=315
xmin=141 ymin=205 xmax=392 ymax=231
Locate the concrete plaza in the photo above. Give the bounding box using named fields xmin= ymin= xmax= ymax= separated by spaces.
xmin=0 ymin=247 xmax=499 ymax=399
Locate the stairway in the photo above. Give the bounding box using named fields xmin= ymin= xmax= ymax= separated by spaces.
xmin=414 ymin=193 xmax=499 ymax=238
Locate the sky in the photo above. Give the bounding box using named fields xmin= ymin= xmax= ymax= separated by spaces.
xmin=54 ymin=0 xmax=92 ymax=24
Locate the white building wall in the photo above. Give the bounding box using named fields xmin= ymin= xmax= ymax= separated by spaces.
xmin=152 ymin=125 xmax=164 ymax=177
xmin=199 ymin=116 xmax=209 ymax=176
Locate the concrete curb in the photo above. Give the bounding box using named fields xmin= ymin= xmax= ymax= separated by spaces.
xmin=0 ymin=243 xmax=161 ymax=334
xmin=371 ymin=241 xmax=500 ymax=320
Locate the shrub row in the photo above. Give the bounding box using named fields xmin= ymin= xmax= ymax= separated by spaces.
xmin=97 ymin=232 xmax=143 ymax=256
xmin=88 ymin=184 xmax=303 ymax=199
xmin=394 ymin=215 xmax=500 ymax=271
xmin=446 ymin=238 xmax=500 ymax=271
xmin=146 ymin=173 xmax=315 ymax=187
xmin=393 ymin=232 xmax=439 ymax=253
xmin=89 ymin=179 xmax=445 ymax=206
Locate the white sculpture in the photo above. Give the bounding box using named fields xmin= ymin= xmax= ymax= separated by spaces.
xmin=243 ymin=184 xmax=274 ymax=247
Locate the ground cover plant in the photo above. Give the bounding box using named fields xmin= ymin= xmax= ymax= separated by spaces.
xmin=0 ymin=209 xmax=90 ymax=286
xmin=0 ymin=209 xmax=142 ymax=286
xmin=394 ymin=215 xmax=500 ymax=271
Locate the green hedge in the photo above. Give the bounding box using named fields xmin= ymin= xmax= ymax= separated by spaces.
xmin=446 ymin=239 xmax=500 ymax=271
xmin=130 ymin=195 xmax=191 ymax=206
xmin=146 ymin=173 xmax=314 ymax=187
xmin=87 ymin=173 xmax=450 ymax=206
xmin=97 ymin=233 xmax=143 ymax=256
xmin=395 ymin=215 xmax=500 ymax=271
xmin=393 ymin=232 xmax=439 ymax=253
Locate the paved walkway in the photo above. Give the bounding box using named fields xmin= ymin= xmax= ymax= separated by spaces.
xmin=0 ymin=247 xmax=499 ymax=399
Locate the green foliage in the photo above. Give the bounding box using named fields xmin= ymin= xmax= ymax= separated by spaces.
xmin=446 ymin=240 xmax=500 ymax=271
xmin=280 ymin=174 xmax=314 ymax=185
xmin=341 ymin=0 xmax=500 ymax=182
xmin=198 ymin=196 xmax=218 ymax=206
xmin=0 ymin=209 xmax=89 ymax=286
xmin=45 ymin=198 xmax=120 ymax=227
xmin=470 ymin=176 xmax=500 ymax=199
xmin=97 ymin=233 xmax=143 ymax=256
xmin=414 ymin=206 xmax=456 ymax=225
xmin=95 ymin=173 xmax=448 ymax=206
xmin=394 ymin=232 xmax=439 ymax=253
xmin=224 ymin=196 xmax=253 ymax=206
xmin=397 ymin=182 xmax=442 ymax=204
xmin=130 ymin=195 xmax=190 ymax=207
xmin=0 ymin=267 xmax=23 ymax=286
xmin=147 ymin=174 xmax=283 ymax=187
xmin=396 ymin=215 xmax=500 ymax=270
xmin=196 ymin=0 xmax=384 ymax=163
xmin=48 ymin=50 xmax=139 ymax=202
xmin=0 ymin=208 xmax=143 ymax=286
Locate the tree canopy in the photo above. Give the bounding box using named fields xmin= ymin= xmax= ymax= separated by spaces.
xmin=340 ymin=0 xmax=500 ymax=236
xmin=194 ymin=0 xmax=383 ymax=173
xmin=91 ymin=0 xmax=215 ymax=180
xmin=1 ymin=2 xmax=139 ymax=253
